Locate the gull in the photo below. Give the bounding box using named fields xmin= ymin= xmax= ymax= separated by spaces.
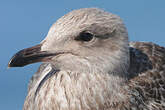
xmin=8 ymin=8 xmax=165 ymax=110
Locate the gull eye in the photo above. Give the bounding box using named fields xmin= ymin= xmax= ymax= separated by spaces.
xmin=75 ymin=32 xmax=94 ymax=42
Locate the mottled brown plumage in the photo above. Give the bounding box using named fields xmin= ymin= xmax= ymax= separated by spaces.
xmin=8 ymin=8 xmax=165 ymax=110
xmin=127 ymin=42 xmax=165 ymax=109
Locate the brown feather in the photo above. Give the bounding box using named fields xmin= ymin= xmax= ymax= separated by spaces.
xmin=127 ymin=42 xmax=165 ymax=109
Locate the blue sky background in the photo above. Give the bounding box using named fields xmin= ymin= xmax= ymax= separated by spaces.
xmin=0 ymin=0 xmax=165 ymax=110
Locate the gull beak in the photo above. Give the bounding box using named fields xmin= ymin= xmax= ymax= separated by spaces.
xmin=8 ymin=44 xmax=56 ymax=67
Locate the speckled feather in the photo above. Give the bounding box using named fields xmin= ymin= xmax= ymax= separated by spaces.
xmin=23 ymin=42 xmax=165 ymax=110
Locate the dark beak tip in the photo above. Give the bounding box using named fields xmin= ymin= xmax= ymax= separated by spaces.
xmin=8 ymin=47 xmax=31 ymax=67
xmin=8 ymin=53 xmax=23 ymax=67
xmin=8 ymin=55 xmax=16 ymax=67
xmin=8 ymin=60 xmax=12 ymax=67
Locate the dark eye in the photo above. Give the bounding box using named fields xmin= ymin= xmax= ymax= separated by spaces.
xmin=75 ymin=32 xmax=94 ymax=42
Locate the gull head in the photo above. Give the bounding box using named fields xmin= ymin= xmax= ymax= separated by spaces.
xmin=8 ymin=8 xmax=129 ymax=77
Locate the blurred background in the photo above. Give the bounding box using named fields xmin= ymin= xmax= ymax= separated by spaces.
xmin=0 ymin=0 xmax=165 ymax=109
